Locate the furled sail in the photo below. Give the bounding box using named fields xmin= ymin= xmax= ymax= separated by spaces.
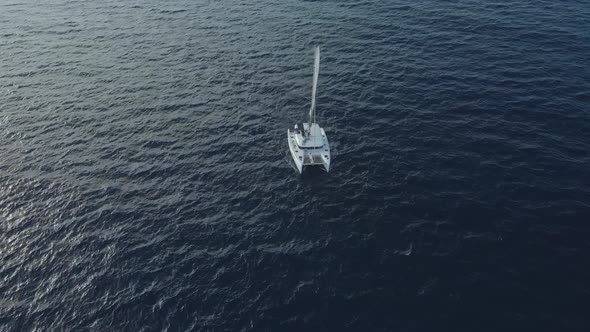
xmin=309 ymin=46 xmax=320 ymax=125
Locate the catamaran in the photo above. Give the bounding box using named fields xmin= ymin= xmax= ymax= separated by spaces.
xmin=287 ymin=46 xmax=331 ymax=173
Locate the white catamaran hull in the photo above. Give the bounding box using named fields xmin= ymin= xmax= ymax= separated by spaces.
xmin=288 ymin=123 xmax=330 ymax=173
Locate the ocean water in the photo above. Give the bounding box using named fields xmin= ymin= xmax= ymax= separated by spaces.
xmin=1 ymin=0 xmax=590 ymax=330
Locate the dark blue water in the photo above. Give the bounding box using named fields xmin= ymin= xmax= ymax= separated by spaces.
xmin=1 ymin=0 xmax=590 ymax=330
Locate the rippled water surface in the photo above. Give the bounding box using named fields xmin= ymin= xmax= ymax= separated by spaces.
xmin=1 ymin=0 xmax=590 ymax=330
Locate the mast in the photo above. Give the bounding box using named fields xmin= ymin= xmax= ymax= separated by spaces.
xmin=309 ymin=46 xmax=320 ymax=130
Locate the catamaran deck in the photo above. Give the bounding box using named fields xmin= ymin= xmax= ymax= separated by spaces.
xmin=288 ymin=123 xmax=330 ymax=173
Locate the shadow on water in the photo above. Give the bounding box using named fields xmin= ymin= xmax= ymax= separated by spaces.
xmin=299 ymin=166 xmax=332 ymax=187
